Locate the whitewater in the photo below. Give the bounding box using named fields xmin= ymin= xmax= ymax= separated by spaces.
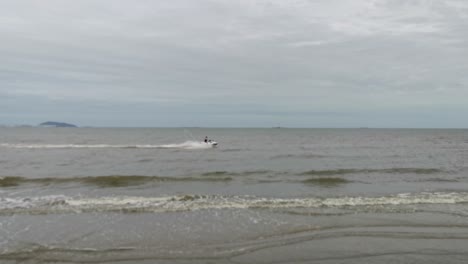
xmin=0 ymin=140 xmax=214 ymax=150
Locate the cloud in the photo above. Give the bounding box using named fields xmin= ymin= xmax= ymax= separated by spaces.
xmin=1 ymin=0 xmax=468 ymax=126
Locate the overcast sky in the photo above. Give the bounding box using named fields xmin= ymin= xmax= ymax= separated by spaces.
xmin=1 ymin=0 xmax=468 ymax=127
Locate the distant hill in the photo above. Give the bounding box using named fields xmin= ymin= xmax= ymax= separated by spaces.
xmin=39 ymin=121 xmax=77 ymax=128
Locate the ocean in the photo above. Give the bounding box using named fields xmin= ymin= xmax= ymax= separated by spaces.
xmin=1 ymin=127 xmax=468 ymax=263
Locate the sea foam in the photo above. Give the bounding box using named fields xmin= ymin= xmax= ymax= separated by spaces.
xmin=1 ymin=192 xmax=467 ymax=215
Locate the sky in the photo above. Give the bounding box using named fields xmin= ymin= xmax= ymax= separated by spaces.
xmin=1 ymin=0 xmax=468 ymax=128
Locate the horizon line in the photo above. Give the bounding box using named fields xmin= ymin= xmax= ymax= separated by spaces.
xmin=1 ymin=125 xmax=468 ymax=130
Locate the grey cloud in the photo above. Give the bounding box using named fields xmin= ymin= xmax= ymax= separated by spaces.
xmin=1 ymin=0 xmax=468 ymax=127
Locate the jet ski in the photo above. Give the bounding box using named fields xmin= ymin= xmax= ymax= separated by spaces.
xmin=205 ymin=140 xmax=218 ymax=147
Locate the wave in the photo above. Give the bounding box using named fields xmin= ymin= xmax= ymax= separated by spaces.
xmin=201 ymin=171 xmax=229 ymax=176
xmin=415 ymin=178 xmax=460 ymax=183
xmin=0 ymin=167 xmax=445 ymax=188
xmin=1 ymin=192 xmax=468 ymax=215
xmin=299 ymin=168 xmax=444 ymax=176
xmin=220 ymin=149 xmax=244 ymax=152
xmin=137 ymin=159 xmax=154 ymax=163
xmin=201 ymin=170 xmax=271 ymax=177
xmin=0 ymin=171 xmax=274 ymax=188
xmin=0 ymin=141 xmax=214 ymax=150
xmin=271 ymin=153 xmax=327 ymax=159
xmin=0 ymin=175 xmax=232 ymax=188
xmin=301 ymin=177 xmax=351 ymax=187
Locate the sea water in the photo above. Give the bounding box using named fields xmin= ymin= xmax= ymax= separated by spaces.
xmin=1 ymin=128 xmax=468 ymax=263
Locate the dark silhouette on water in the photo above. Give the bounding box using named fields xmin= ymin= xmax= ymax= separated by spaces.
xmin=39 ymin=121 xmax=77 ymax=128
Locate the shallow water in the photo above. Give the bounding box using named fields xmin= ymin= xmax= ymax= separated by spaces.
xmin=1 ymin=128 xmax=468 ymax=263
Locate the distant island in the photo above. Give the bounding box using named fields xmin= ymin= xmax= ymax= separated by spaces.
xmin=39 ymin=121 xmax=77 ymax=128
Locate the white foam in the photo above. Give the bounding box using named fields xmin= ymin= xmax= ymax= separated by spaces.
xmin=1 ymin=192 xmax=468 ymax=215
xmin=0 ymin=195 xmax=68 ymax=210
xmin=0 ymin=141 xmax=213 ymax=150
xmin=157 ymin=141 xmax=214 ymax=150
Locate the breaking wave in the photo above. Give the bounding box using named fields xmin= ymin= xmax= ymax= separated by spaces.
xmin=1 ymin=192 xmax=468 ymax=215
xmin=0 ymin=141 xmax=215 ymax=150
